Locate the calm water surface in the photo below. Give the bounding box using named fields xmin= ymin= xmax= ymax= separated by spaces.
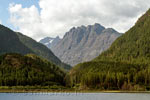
xmin=0 ymin=93 xmax=150 ymax=100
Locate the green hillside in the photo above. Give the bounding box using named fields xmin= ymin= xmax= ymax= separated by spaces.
xmin=0 ymin=53 xmax=65 ymax=86
xmin=0 ymin=25 xmax=71 ymax=70
xmin=95 ymin=9 xmax=150 ymax=64
xmin=0 ymin=25 xmax=33 ymax=55
xmin=68 ymin=9 xmax=150 ymax=90
xmin=16 ymin=32 xmax=71 ymax=70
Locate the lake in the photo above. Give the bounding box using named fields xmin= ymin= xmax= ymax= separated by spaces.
xmin=0 ymin=93 xmax=150 ymax=100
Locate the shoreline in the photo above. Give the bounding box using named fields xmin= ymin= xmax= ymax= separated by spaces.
xmin=0 ymin=89 xmax=150 ymax=93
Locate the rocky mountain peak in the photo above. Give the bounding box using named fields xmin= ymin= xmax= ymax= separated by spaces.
xmin=49 ymin=23 xmax=121 ymax=66
xmin=39 ymin=36 xmax=61 ymax=48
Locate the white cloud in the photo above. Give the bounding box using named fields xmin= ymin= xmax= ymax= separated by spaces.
xmin=9 ymin=0 xmax=150 ymax=40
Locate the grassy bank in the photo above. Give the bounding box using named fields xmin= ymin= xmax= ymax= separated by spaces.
xmin=0 ymin=86 xmax=150 ymax=93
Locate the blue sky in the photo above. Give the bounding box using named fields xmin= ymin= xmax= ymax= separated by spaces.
xmin=0 ymin=0 xmax=39 ymax=29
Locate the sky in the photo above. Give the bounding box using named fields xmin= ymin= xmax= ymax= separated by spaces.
xmin=0 ymin=0 xmax=150 ymax=41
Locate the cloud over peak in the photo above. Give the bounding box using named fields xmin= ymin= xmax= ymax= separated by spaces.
xmin=9 ymin=0 xmax=150 ymax=40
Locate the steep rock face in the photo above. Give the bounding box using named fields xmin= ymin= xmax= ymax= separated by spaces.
xmin=51 ymin=23 xmax=121 ymax=66
xmin=39 ymin=36 xmax=61 ymax=48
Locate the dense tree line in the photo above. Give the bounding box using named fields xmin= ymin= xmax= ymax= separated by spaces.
xmin=68 ymin=61 xmax=150 ymax=90
xmin=0 ymin=53 xmax=66 ymax=86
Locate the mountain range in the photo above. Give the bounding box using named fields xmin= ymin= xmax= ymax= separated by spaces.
xmin=40 ymin=23 xmax=121 ymax=66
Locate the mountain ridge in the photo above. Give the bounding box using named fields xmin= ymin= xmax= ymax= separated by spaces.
xmin=50 ymin=23 xmax=121 ymax=66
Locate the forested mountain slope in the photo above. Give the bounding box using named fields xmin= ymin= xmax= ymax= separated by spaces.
xmin=67 ymin=9 xmax=150 ymax=90
xmin=0 ymin=24 xmax=71 ymax=70
xmin=0 ymin=53 xmax=66 ymax=86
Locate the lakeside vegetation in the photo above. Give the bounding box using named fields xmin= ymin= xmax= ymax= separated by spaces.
xmin=68 ymin=61 xmax=150 ymax=91
xmin=0 ymin=86 xmax=150 ymax=93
